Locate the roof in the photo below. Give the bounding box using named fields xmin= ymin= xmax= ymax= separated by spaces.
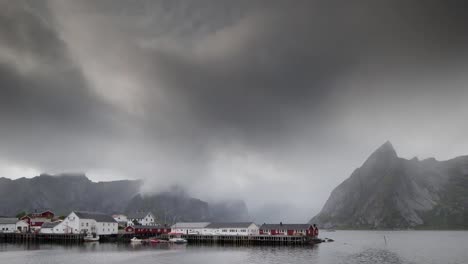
xmin=74 ymin=212 xmax=117 ymax=223
xmin=41 ymin=221 xmax=61 ymax=228
xmin=30 ymin=210 xmax=54 ymax=215
xmin=132 ymin=225 xmax=169 ymax=229
xmin=0 ymin=218 xmax=19 ymax=224
xmin=171 ymin=222 xmax=210 ymax=229
xmin=30 ymin=217 xmax=50 ymax=222
xmin=206 ymin=222 xmax=256 ymax=229
xmin=260 ymin=224 xmax=312 ymax=230
xmin=112 ymin=214 xmax=127 ymax=217
xmin=127 ymin=212 xmax=153 ymax=219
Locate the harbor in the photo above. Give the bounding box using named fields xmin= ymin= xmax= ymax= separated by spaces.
xmin=1 ymin=210 xmax=326 ymax=245
xmin=0 ymin=232 xmax=326 ymax=245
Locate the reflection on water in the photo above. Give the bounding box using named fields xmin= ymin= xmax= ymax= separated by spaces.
xmin=1 ymin=231 xmax=467 ymax=264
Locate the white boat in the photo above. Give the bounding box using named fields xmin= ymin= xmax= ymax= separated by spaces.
xmin=83 ymin=233 xmax=100 ymax=242
xmin=169 ymin=237 xmax=187 ymax=244
xmin=130 ymin=237 xmax=143 ymax=243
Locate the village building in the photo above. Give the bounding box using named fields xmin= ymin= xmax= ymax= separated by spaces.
xmin=204 ymin=222 xmax=259 ymax=235
xmin=39 ymin=221 xmax=62 ymax=234
xmin=127 ymin=212 xmax=157 ymax=226
xmin=16 ymin=220 xmax=29 ymax=232
xmin=259 ymin=223 xmax=314 ymax=237
xmin=170 ymin=222 xmax=210 ymax=235
xmin=21 ymin=216 xmax=51 ymax=232
xmin=112 ymin=214 xmax=128 ymax=226
xmin=52 ymin=211 xmax=118 ymax=235
xmin=28 ymin=210 xmax=55 ymax=219
xmin=124 ymin=225 xmax=171 ymax=236
xmin=0 ymin=218 xmax=29 ymax=233
xmin=20 ymin=210 xmax=55 ymax=232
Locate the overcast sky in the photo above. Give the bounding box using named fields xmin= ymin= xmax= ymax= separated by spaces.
xmin=1 ymin=0 xmax=468 ymax=222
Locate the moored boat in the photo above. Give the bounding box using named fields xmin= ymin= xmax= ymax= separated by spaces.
xmin=149 ymin=238 xmax=161 ymax=243
xmin=130 ymin=237 xmax=143 ymax=243
xmin=169 ymin=237 xmax=187 ymax=244
xmin=83 ymin=233 xmax=100 ymax=242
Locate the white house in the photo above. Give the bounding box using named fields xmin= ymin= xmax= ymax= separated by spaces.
xmin=16 ymin=220 xmax=29 ymax=232
xmin=52 ymin=211 xmax=118 ymax=235
xmin=127 ymin=212 xmax=157 ymax=226
xmin=112 ymin=214 xmax=128 ymax=225
xmin=204 ymin=222 xmax=259 ymax=235
xmin=171 ymin=222 xmax=210 ymax=234
xmin=40 ymin=221 xmax=62 ymax=234
xmin=0 ymin=218 xmax=29 ymax=233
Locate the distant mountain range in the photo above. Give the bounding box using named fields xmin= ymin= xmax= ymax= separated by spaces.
xmin=310 ymin=141 xmax=468 ymax=229
xmin=0 ymin=173 xmax=249 ymax=223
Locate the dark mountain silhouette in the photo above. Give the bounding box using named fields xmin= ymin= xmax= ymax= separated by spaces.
xmin=0 ymin=173 xmax=250 ymax=223
xmin=311 ymin=141 xmax=468 ymax=229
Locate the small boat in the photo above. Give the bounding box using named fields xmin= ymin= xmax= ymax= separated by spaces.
xmin=149 ymin=238 xmax=161 ymax=243
xmin=84 ymin=233 xmax=100 ymax=242
xmin=130 ymin=237 xmax=143 ymax=243
xmin=169 ymin=237 xmax=187 ymax=244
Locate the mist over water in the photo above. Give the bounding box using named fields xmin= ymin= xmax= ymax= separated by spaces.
xmin=2 ymin=231 xmax=467 ymax=264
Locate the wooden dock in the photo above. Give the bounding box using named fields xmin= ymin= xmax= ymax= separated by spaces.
xmin=0 ymin=233 xmax=85 ymax=243
xmin=162 ymin=234 xmax=314 ymax=245
xmin=1 ymin=233 xmax=322 ymax=245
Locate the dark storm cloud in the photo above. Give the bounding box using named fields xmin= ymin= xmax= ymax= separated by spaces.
xmin=0 ymin=0 xmax=122 ymax=171
xmin=150 ymin=0 xmax=468 ymax=149
xmin=1 ymin=0 xmax=468 ymax=222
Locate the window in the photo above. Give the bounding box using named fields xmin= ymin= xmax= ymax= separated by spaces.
xmin=240 ymin=229 xmax=246 ymax=232
xmin=222 ymin=229 xmax=227 ymax=232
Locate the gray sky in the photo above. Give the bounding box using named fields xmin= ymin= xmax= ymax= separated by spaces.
xmin=1 ymin=0 xmax=468 ymax=222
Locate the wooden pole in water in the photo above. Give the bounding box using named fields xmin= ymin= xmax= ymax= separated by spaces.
xmin=384 ymin=235 xmax=387 ymax=245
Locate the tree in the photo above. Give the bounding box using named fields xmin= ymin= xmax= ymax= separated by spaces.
xmin=16 ymin=211 xmax=27 ymax=219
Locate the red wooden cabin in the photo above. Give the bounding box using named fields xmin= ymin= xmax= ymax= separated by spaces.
xmin=259 ymin=223 xmax=314 ymax=237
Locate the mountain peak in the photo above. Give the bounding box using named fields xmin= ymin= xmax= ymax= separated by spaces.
xmin=380 ymin=140 xmax=395 ymax=150
xmin=359 ymin=141 xmax=398 ymax=168
xmin=371 ymin=141 xmax=397 ymax=158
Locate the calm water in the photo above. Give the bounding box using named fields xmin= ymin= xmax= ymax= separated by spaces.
xmin=1 ymin=231 xmax=467 ymax=264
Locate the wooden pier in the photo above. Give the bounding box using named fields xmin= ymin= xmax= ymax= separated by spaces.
xmin=0 ymin=233 xmax=85 ymax=243
xmin=162 ymin=234 xmax=314 ymax=245
xmin=1 ymin=233 xmax=322 ymax=245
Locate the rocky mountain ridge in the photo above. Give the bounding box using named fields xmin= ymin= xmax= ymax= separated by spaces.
xmin=311 ymin=142 xmax=468 ymax=229
xmin=0 ymin=173 xmax=250 ymax=223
